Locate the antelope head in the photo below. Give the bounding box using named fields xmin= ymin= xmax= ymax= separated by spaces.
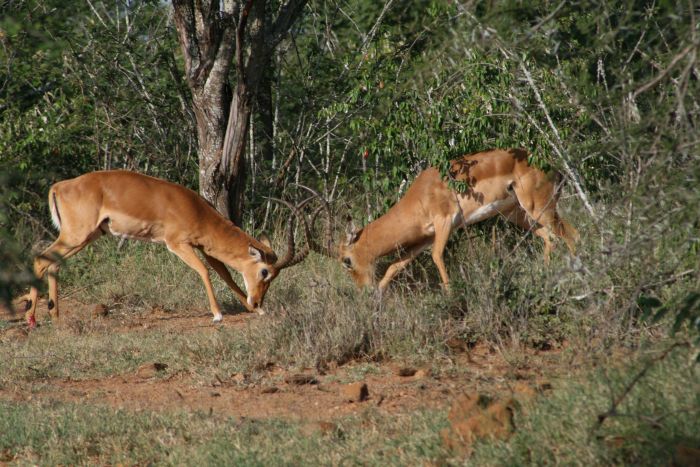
xmin=245 ymin=200 xmax=313 ymax=313
xmin=338 ymin=215 xmax=374 ymax=288
xmin=295 ymin=185 xmax=375 ymax=288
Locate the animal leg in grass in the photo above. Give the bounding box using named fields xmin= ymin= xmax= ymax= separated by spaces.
xmin=167 ymin=242 xmax=223 ymax=322
xmin=201 ymin=251 xmax=252 ymax=312
xmin=26 ymin=232 xmax=100 ymax=327
xmin=377 ymin=242 xmax=430 ymax=293
xmin=556 ymin=218 xmax=579 ymax=256
xmin=511 ymin=181 xmax=572 ymax=265
xmin=430 ymin=217 xmax=453 ymax=290
xmin=505 ymin=207 xmax=556 ymax=264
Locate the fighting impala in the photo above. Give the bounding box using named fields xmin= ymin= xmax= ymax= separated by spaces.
xmin=21 ymin=170 xmax=308 ymax=327
xmin=309 ymin=148 xmax=579 ymax=292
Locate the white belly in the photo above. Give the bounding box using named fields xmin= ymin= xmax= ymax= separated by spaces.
xmin=456 ymin=197 xmax=517 ymax=226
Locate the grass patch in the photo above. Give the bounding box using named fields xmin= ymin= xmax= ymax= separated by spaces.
xmin=469 ymin=344 xmax=700 ymax=466
xmin=7 ymin=190 xmax=697 ymax=381
xmin=0 ymin=342 xmax=696 ymax=465
xmin=0 ymin=322 xmax=255 ymax=385
xmin=0 ymin=402 xmax=448 ymax=465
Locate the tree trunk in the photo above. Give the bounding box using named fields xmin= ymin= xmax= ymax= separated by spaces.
xmin=255 ymin=55 xmax=275 ymax=166
xmin=220 ymin=90 xmax=251 ymax=225
xmin=192 ymin=84 xmax=231 ymax=212
xmin=172 ymin=0 xmax=307 ymax=223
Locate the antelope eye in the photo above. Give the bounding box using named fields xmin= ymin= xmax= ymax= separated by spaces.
xmin=342 ymin=257 xmax=352 ymax=269
xmin=261 ymin=268 xmax=269 ymax=279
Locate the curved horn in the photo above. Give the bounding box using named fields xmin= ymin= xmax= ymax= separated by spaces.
xmin=267 ymin=197 xmax=311 ymax=270
xmin=294 ymin=184 xmax=336 ymax=257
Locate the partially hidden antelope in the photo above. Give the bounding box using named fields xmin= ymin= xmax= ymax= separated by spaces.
xmin=309 ymin=148 xmax=579 ymax=292
xmin=20 ymin=170 xmax=309 ymax=327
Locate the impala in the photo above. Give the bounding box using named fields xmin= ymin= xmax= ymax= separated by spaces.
xmin=310 ymin=148 xmax=579 ymax=292
xmin=21 ymin=170 xmax=308 ymax=328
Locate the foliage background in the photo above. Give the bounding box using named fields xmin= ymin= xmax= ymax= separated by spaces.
xmin=0 ymin=1 xmax=698 ymax=463
xmin=2 ymin=0 xmax=697 ymax=329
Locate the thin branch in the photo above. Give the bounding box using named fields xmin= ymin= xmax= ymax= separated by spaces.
xmin=632 ymin=43 xmax=695 ymax=99
xmin=519 ymin=61 xmax=598 ymax=220
xmin=355 ymin=0 xmax=396 ymax=71
xmin=592 ymin=342 xmax=690 ymax=434
xmin=531 ymin=0 xmax=566 ymax=32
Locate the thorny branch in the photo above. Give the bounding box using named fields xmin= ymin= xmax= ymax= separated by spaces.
xmin=591 ymin=341 xmax=691 ymax=435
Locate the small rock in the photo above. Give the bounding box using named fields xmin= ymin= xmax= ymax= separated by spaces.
xmin=318 ymin=421 xmax=345 ymax=439
xmin=285 ymin=373 xmax=318 ymax=385
xmin=537 ymin=381 xmax=553 ymax=392
xmin=442 ymin=392 xmax=517 ymax=455
xmin=317 ymin=421 xmax=337 ymax=435
xmin=136 ymin=362 xmax=168 ymax=379
xmin=448 ymin=392 xmax=492 ymax=422
xmin=446 ymin=337 xmax=469 ymax=353
xmin=511 ymin=382 xmax=536 ymax=401
xmin=232 ymin=373 xmax=246 ymax=384
xmin=341 ymin=382 xmax=369 ymax=402
xmin=150 ymin=306 xmax=167 ymax=315
xmin=91 ymin=304 xmax=108 ymax=318
xmin=603 ymin=435 xmax=627 ymax=449
xmin=414 ymin=368 xmax=431 ymax=380
xmin=0 ymin=448 xmax=16 ymax=462
xmin=397 ymin=367 xmax=417 ymax=377
xmin=531 ymin=340 xmax=553 ymax=351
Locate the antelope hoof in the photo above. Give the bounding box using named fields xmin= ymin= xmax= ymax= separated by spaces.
xmin=212 ymin=313 xmax=223 ymax=323
xmin=26 ymin=314 xmax=37 ymax=329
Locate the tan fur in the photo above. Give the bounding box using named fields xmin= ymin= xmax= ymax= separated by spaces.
xmin=23 ymin=170 xmax=282 ymax=325
xmin=339 ymin=148 xmax=579 ymax=291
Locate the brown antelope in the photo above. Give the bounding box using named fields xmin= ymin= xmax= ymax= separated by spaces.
xmin=309 ymin=148 xmax=579 ymax=292
xmin=21 ymin=170 xmax=308 ymax=328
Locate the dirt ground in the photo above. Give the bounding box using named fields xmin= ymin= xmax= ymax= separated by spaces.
xmin=0 ymin=298 xmax=563 ymax=422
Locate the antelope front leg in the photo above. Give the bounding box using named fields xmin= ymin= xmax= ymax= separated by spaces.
xmin=201 ymin=252 xmax=254 ymax=313
xmin=25 ymin=242 xmax=70 ymax=328
xmin=168 ymin=242 xmax=224 ymax=323
xmin=377 ymin=242 xmax=430 ymax=293
xmin=431 ymin=217 xmax=453 ymax=291
xmin=46 ymin=264 xmax=60 ymax=320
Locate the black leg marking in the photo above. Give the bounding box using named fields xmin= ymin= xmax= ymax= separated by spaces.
xmin=48 ymin=299 xmax=55 ymax=310
xmin=25 ymin=299 xmax=32 ymax=311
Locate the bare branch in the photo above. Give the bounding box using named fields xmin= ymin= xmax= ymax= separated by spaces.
xmin=632 ymin=43 xmax=695 ymax=99
xmin=269 ymin=0 xmax=307 ymax=48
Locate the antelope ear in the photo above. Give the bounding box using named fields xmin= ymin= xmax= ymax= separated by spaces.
xmin=249 ymin=245 xmax=263 ymax=262
xmin=259 ymin=233 xmax=272 ymax=248
xmin=345 ymin=216 xmax=361 ymax=244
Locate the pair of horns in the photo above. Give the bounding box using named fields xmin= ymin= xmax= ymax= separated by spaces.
xmin=268 ymin=195 xmax=313 ymax=270
xmin=268 ymin=185 xmax=337 ymax=264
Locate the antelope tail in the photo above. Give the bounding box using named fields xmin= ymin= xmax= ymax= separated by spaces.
xmin=49 ymin=188 xmax=62 ymax=231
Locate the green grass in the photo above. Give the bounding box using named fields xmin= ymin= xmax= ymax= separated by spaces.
xmin=0 ymin=343 xmax=697 ymax=465
xmin=8 ymin=187 xmax=696 ymax=382
xmin=0 ymin=401 xmax=448 ymax=466
xmin=1 ymin=324 xmax=233 ymax=384
xmin=469 ymin=344 xmax=700 ymax=466
xmin=4 ymin=165 xmax=698 ymax=464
